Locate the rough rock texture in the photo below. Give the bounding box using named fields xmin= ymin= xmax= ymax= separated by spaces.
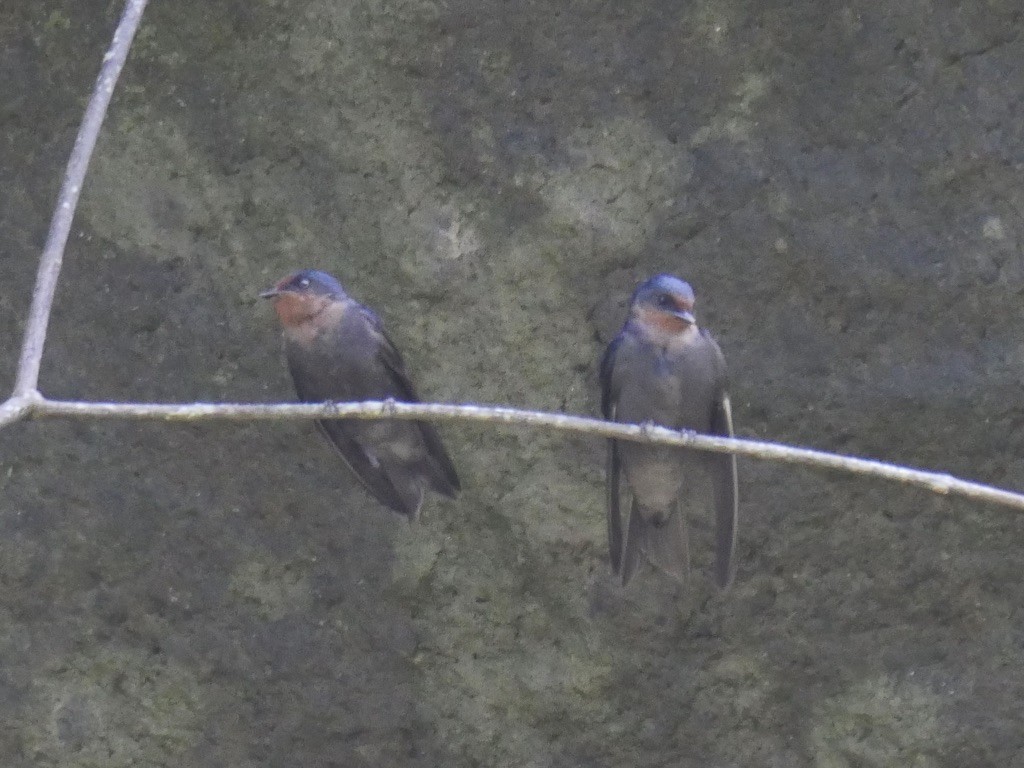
xmin=2 ymin=0 xmax=1024 ymax=765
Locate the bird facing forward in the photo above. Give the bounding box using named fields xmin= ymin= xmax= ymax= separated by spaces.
xmin=261 ymin=269 xmax=460 ymax=519
xmin=600 ymin=274 xmax=739 ymax=588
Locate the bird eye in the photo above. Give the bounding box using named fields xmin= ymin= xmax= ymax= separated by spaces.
xmin=656 ymin=293 xmax=674 ymax=309
xmin=298 ymin=277 xmax=310 ymax=288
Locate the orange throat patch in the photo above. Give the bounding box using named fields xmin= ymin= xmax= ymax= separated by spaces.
xmin=272 ymin=292 xmax=329 ymax=328
xmin=636 ymin=305 xmax=693 ymax=337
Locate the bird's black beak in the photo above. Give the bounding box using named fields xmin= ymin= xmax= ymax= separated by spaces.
xmin=673 ymin=310 xmax=696 ymax=325
xmin=259 ymin=288 xmax=280 ymax=299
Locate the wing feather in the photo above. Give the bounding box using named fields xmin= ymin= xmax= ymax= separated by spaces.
xmin=709 ymin=390 xmax=739 ymax=589
xmin=365 ymin=311 xmax=461 ymax=496
xmin=600 ymin=335 xmax=624 ymax=573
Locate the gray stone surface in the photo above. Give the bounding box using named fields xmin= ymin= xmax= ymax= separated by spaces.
xmin=2 ymin=0 xmax=1024 ymax=765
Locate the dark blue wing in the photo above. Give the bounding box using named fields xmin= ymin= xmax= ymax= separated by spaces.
xmin=286 ymin=352 xmax=414 ymax=515
xmin=600 ymin=333 xmax=624 ymax=574
xmin=709 ymin=388 xmax=738 ymax=589
xmin=366 ymin=310 xmax=461 ymax=497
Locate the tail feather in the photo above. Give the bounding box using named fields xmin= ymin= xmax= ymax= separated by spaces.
xmin=644 ymin=505 xmax=689 ymax=583
xmin=366 ymin=455 xmax=426 ymax=520
xmin=620 ymin=500 xmax=689 ymax=586
xmin=415 ymin=420 xmax=461 ymax=497
xmin=621 ymin=500 xmax=645 ymax=586
xmin=709 ymin=391 xmax=739 ymax=589
xmin=394 ymin=472 xmax=426 ymax=522
xmin=712 ymin=452 xmax=738 ymax=589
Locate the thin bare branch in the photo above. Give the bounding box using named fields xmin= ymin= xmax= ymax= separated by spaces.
xmin=0 ymin=396 xmax=33 ymax=430
xmin=26 ymin=396 xmax=1024 ymax=513
xmin=12 ymin=0 xmax=149 ymax=398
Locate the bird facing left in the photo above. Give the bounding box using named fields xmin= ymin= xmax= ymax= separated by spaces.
xmin=261 ymin=269 xmax=461 ymax=519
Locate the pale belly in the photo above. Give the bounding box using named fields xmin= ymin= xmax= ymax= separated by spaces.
xmin=353 ymin=419 xmax=422 ymax=465
xmin=619 ymin=444 xmax=693 ymax=510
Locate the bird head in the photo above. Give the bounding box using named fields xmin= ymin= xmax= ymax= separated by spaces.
xmin=630 ymin=274 xmax=698 ymax=335
xmin=260 ymin=270 xmax=347 ymax=327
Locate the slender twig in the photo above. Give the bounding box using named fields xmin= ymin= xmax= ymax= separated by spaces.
xmin=21 ymin=397 xmax=1024 ymax=513
xmin=11 ymin=0 xmax=149 ymax=398
xmin=0 ymin=396 xmax=33 ymax=429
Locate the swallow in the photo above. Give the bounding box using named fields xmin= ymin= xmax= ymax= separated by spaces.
xmin=600 ymin=274 xmax=739 ymax=588
xmin=261 ymin=269 xmax=460 ymax=519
